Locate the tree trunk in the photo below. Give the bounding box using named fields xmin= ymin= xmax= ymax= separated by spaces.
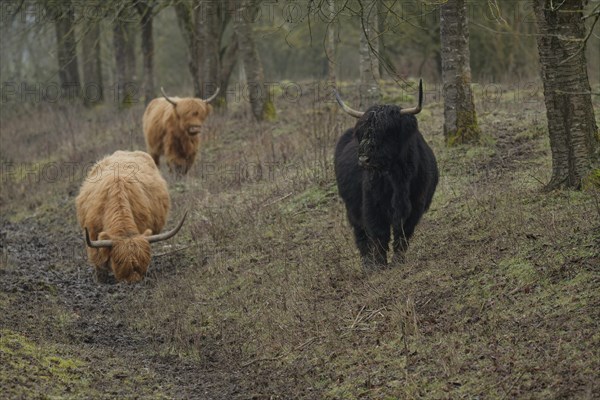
xmin=175 ymin=1 xmax=202 ymax=97
xmin=440 ymin=0 xmax=480 ymax=145
xmin=82 ymin=21 xmax=103 ymax=106
xmin=326 ymin=0 xmax=336 ymax=84
xmin=533 ymin=0 xmax=599 ymax=190
xmin=54 ymin=0 xmax=81 ymax=100
xmin=199 ymin=0 xmax=220 ymax=99
xmin=113 ymin=20 xmax=126 ymax=106
xmin=359 ymin=1 xmax=380 ymax=109
xmin=136 ymin=1 xmax=155 ymax=105
xmin=6 ymin=17 xmax=25 ymax=82
xmin=124 ymin=19 xmax=137 ymax=89
xmin=113 ymin=10 xmax=137 ymax=108
xmin=218 ymin=36 xmax=238 ymax=108
xmin=214 ymin=0 xmax=239 ymax=108
xmin=235 ymin=1 xmax=275 ymax=121
xmin=175 ymin=0 xmax=236 ymax=105
xmin=377 ymin=0 xmax=388 ymax=79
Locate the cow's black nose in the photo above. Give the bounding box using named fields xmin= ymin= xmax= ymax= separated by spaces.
xmin=359 ymin=156 xmax=370 ymax=165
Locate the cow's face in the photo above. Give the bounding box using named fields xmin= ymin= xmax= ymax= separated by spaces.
xmin=175 ymin=99 xmax=213 ymax=136
xmin=103 ymin=231 xmax=152 ymax=283
xmin=354 ymin=105 xmax=417 ymax=170
xmin=354 ymin=105 xmax=399 ymax=169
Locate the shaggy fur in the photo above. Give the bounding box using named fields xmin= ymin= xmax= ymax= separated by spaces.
xmin=76 ymin=151 xmax=170 ymax=283
xmin=143 ymin=96 xmax=213 ymax=175
xmin=334 ymin=105 xmax=439 ymax=268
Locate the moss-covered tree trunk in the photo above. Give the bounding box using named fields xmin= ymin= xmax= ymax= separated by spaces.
xmin=359 ymin=1 xmax=380 ymax=109
xmin=533 ymin=0 xmax=599 ymax=190
xmin=235 ymin=1 xmax=275 ymax=121
xmin=81 ymin=19 xmax=103 ymax=106
xmin=440 ymin=0 xmax=480 ymax=145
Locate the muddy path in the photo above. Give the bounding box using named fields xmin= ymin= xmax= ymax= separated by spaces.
xmin=0 ymin=209 xmax=245 ymax=399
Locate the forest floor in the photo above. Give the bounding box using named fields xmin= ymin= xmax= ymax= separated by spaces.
xmin=1 ymin=81 xmax=599 ymax=399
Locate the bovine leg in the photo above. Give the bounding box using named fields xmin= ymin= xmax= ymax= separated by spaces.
xmin=366 ymin=233 xmax=389 ymax=268
xmin=346 ymin=203 xmax=370 ymax=266
xmin=392 ymin=211 xmax=420 ymax=265
xmin=392 ymin=225 xmax=408 ymax=265
xmin=351 ymin=225 xmax=370 ymax=260
xmin=363 ymin=209 xmax=390 ymax=269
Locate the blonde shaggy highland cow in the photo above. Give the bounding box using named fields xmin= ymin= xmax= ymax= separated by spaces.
xmin=76 ymin=150 xmax=186 ymax=283
xmin=142 ymin=87 xmax=219 ymax=175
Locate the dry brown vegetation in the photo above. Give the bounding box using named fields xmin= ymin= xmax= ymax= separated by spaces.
xmin=1 ymin=83 xmax=599 ymax=398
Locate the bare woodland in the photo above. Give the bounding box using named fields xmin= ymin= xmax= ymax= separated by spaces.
xmin=1 ymin=1 xmax=599 ymax=398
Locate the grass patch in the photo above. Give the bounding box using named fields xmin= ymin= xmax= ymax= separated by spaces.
xmin=0 ymin=330 xmax=91 ymax=399
xmin=1 ymin=83 xmax=599 ymax=398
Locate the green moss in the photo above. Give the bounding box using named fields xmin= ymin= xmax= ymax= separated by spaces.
xmin=271 ymin=82 xmax=286 ymax=98
xmin=582 ymin=168 xmax=600 ymax=190
xmin=465 ymin=145 xmax=496 ymax=161
xmin=120 ymin=92 xmax=135 ymax=109
xmin=1 ymin=328 xmax=175 ymax=398
xmin=447 ymin=110 xmax=482 ymax=146
xmin=262 ymin=100 xmax=277 ymax=121
xmin=381 ymin=79 xmax=423 ymax=106
xmin=282 ymin=184 xmax=335 ymax=214
xmin=501 ymin=258 xmax=538 ymax=284
xmin=0 ymin=329 xmax=91 ymax=398
xmin=213 ymin=96 xmax=227 ymax=109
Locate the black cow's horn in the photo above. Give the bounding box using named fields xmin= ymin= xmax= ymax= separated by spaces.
xmin=399 ymin=79 xmax=423 ymax=115
xmin=333 ymin=89 xmax=364 ymax=118
xmin=85 ymin=228 xmax=113 ymax=248
xmin=202 ymin=87 xmax=220 ymax=103
xmin=161 ymin=87 xmax=178 ymax=106
xmin=147 ymin=211 xmax=188 ymax=243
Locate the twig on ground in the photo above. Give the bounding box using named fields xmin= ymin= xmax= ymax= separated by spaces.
xmin=261 ymin=193 xmax=293 ymax=208
xmin=350 ymin=305 xmax=367 ymax=329
xmin=240 ymin=336 xmax=322 ymax=368
xmin=501 ymin=370 xmax=526 ymax=400
xmin=241 ymin=353 xmax=285 ymax=368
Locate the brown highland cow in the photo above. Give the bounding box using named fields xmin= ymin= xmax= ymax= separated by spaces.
xmin=143 ymin=87 xmax=219 ymax=175
xmin=76 ymin=150 xmax=186 ymax=283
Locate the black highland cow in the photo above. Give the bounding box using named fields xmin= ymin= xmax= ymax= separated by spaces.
xmin=334 ymin=80 xmax=438 ymax=269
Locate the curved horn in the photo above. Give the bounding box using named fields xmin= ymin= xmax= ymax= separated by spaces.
xmin=202 ymin=87 xmax=220 ymax=103
xmin=399 ymin=79 xmax=423 ymax=115
xmin=333 ymin=89 xmax=364 ymax=118
xmin=147 ymin=211 xmax=188 ymax=244
xmin=85 ymin=228 xmax=113 ymax=248
xmin=161 ymin=87 xmax=178 ymax=106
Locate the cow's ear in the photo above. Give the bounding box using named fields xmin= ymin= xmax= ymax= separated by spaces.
xmin=98 ymin=231 xmax=111 ymax=241
xmin=206 ymin=104 xmax=213 ymax=115
xmin=142 ymin=229 xmax=153 ymax=237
